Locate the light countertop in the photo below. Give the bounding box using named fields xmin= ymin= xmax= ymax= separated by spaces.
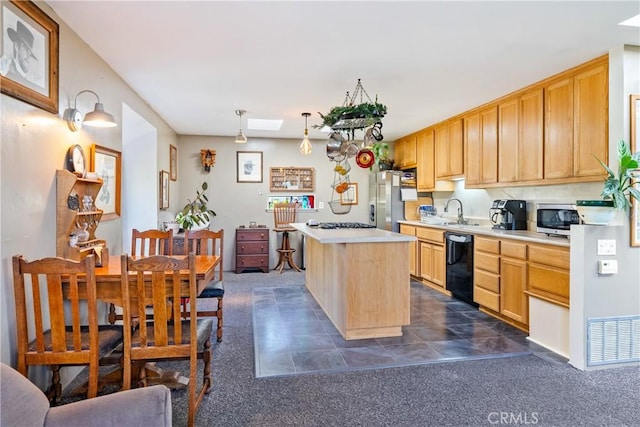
xmin=398 ymin=220 xmax=570 ymax=247
xmin=291 ymin=223 xmax=416 ymax=244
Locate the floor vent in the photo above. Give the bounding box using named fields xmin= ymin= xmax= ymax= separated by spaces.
xmin=587 ymin=316 xmax=640 ymax=366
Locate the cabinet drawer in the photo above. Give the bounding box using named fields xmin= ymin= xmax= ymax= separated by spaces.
xmin=237 ymin=241 xmax=269 ymax=254
xmin=475 ymin=252 xmax=500 ymax=274
xmin=528 ymin=244 xmax=569 ymax=269
xmin=475 ymin=237 xmax=500 ymax=254
xmin=236 ymin=254 xmax=269 ymax=268
xmin=475 ymin=269 xmax=500 ymax=293
xmin=416 ymin=227 xmax=444 ymax=243
xmin=400 ymin=224 xmax=416 ymax=236
xmin=474 ymin=286 xmax=500 ymax=311
xmin=236 ymin=229 xmax=269 ymax=241
xmin=528 ymin=264 xmax=570 ymax=304
xmin=501 ymin=241 xmax=527 ymax=259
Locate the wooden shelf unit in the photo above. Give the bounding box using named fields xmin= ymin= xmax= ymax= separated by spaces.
xmin=56 ymin=170 xmax=106 ymax=261
xmin=269 ymin=167 xmax=315 ymax=192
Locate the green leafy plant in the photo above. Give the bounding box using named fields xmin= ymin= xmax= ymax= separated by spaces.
xmin=371 ymin=141 xmax=393 ymax=170
xmin=316 ymin=102 xmax=387 ymax=128
xmin=594 ymin=139 xmax=640 ymax=210
xmin=175 ymin=181 xmax=216 ymax=229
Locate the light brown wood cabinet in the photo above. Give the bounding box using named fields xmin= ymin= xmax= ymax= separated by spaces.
xmin=544 ymin=57 xmax=608 ymax=181
xmin=473 ymin=236 xmax=501 ymax=312
xmin=435 ymin=118 xmax=464 ymax=178
xmin=56 ymin=170 xmax=105 ymax=261
xmin=498 ymin=97 xmax=519 ymax=183
xmin=526 ymin=243 xmax=570 ymax=307
xmin=464 ymin=107 xmax=497 ymax=186
xmin=416 ymin=128 xmax=435 ymax=191
xmin=400 ymin=224 xmax=417 ymax=276
xmin=395 ymin=134 xmax=417 ymax=169
xmin=416 ymin=227 xmax=445 ymax=289
xmin=518 ymin=88 xmax=544 ymax=181
xmin=499 ymin=241 xmax=528 ymax=324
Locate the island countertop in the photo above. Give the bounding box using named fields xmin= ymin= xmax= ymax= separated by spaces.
xmin=290 ymin=223 xmax=416 ymax=244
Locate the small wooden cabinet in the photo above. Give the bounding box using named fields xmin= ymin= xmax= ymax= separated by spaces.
xmin=56 ymin=170 xmax=105 ymax=261
xmin=235 ymin=227 xmax=269 ymax=273
xmin=395 ymin=134 xmax=417 ymax=169
xmin=416 ymin=227 xmax=445 ymax=289
xmin=435 ymin=118 xmax=464 ymax=178
xmin=269 ymin=167 xmax=315 ymax=192
xmin=400 ymin=224 xmax=417 ymax=276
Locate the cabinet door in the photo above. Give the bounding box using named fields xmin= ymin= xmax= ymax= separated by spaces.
xmin=420 ymin=242 xmax=433 ymax=282
xmin=394 ymin=137 xmax=405 ymax=168
xmin=498 ymin=97 xmax=519 ymax=183
xmin=574 ymin=63 xmax=608 ymax=177
xmin=435 ymin=125 xmax=449 ymax=178
xmin=518 ymin=88 xmax=544 ymax=181
xmin=481 ymin=107 xmax=498 ymax=184
xmin=500 ymin=257 xmax=528 ymax=325
xmin=464 ymin=112 xmax=481 ymax=186
xmin=544 ymin=77 xmax=574 ymax=179
xmin=400 ymin=225 xmax=417 ymax=276
xmin=403 ymin=134 xmax=417 ymax=169
xmin=416 ymin=128 xmax=435 ymax=191
xmin=449 ymin=118 xmax=464 ymax=176
xmin=431 ymin=244 xmax=446 ymax=288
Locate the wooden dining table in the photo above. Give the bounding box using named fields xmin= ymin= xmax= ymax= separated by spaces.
xmin=65 ymin=253 xmax=221 ymax=393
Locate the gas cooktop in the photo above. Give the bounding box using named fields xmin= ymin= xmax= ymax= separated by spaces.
xmin=317 ymin=222 xmax=376 ymax=229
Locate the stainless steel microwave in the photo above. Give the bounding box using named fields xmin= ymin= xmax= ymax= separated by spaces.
xmin=536 ymin=203 xmax=581 ymax=236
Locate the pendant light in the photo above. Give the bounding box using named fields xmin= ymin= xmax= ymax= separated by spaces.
xmin=234 ymin=109 xmax=247 ymax=143
xmin=299 ymin=112 xmax=312 ymax=155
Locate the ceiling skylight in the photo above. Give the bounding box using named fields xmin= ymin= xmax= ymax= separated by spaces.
xmin=619 ymin=14 xmax=640 ymax=27
xmin=247 ymin=119 xmax=283 ymax=131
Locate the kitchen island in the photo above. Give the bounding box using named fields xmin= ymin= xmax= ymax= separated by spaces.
xmin=291 ymin=223 xmax=415 ymax=340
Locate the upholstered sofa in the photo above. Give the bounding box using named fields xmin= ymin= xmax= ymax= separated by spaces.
xmin=1 ymin=362 xmax=172 ymax=426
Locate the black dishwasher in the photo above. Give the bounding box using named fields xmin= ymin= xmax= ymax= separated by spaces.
xmin=444 ymin=232 xmax=478 ymax=308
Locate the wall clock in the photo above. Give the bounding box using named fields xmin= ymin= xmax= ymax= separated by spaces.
xmin=66 ymin=144 xmax=86 ymax=177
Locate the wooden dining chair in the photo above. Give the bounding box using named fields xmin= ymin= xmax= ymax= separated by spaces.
xmin=273 ymin=203 xmax=302 ymax=273
xmin=120 ymin=254 xmax=212 ymax=427
xmin=108 ymin=228 xmax=174 ymax=324
xmin=181 ymin=229 xmax=224 ymax=342
xmin=12 ymin=254 xmax=123 ymax=404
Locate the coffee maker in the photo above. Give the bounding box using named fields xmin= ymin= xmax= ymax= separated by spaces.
xmin=489 ymin=200 xmax=527 ymax=230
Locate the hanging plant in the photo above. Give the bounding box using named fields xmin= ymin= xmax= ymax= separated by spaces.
xmin=317 ymin=102 xmax=387 ymax=129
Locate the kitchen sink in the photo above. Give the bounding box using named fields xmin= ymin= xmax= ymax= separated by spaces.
xmin=442 ymin=221 xmax=481 ymax=227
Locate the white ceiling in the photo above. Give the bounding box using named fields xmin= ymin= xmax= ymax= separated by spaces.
xmin=47 ymin=1 xmax=640 ymax=142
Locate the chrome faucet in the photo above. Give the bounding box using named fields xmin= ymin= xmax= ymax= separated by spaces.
xmin=444 ymin=198 xmax=465 ymax=224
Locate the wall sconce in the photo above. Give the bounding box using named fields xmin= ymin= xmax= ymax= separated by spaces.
xmin=234 ymin=109 xmax=248 ymax=143
xmin=63 ymin=89 xmax=117 ymax=131
xmin=201 ymin=149 xmax=217 ymax=173
xmin=300 ymin=112 xmax=312 ymax=155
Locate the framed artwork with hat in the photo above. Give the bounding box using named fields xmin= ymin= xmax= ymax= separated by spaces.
xmin=237 ymin=151 xmax=263 ymax=183
xmin=0 ymin=0 xmax=59 ymax=114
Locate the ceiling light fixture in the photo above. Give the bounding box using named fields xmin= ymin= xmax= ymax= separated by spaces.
xmin=300 ymin=112 xmax=312 ymax=155
xmin=234 ymin=109 xmax=248 ymax=143
xmin=63 ymin=89 xmax=117 ymax=131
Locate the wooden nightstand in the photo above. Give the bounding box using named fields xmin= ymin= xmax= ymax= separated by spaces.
xmin=235 ymin=227 xmax=269 ymax=273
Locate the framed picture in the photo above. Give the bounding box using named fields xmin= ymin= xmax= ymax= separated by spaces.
xmin=159 ymin=170 xmax=169 ymax=209
xmin=90 ymin=144 xmax=121 ymax=221
xmin=170 ymin=144 xmax=177 ymax=181
xmin=237 ymin=151 xmax=263 ymax=183
xmin=340 ymin=183 xmax=358 ymax=205
xmin=631 ymin=171 xmax=639 ymax=247
xmin=0 ymin=0 xmax=59 ymax=114
xmin=631 ymin=94 xmax=639 ymax=153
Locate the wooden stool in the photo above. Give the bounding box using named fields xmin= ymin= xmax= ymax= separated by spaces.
xmin=273 ymin=203 xmax=302 ymax=274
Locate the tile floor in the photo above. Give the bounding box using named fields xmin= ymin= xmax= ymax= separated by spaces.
xmin=253 ymin=281 xmax=567 ymax=378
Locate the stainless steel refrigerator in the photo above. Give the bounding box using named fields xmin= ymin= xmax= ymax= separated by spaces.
xmin=369 ymin=171 xmax=416 ymax=232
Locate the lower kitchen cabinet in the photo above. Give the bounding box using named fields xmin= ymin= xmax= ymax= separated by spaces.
xmin=400 ymin=224 xmax=417 ymax=276
xmin=526 ymin=243 xmax=570 ymax=307
xmin=417 ymin=228 xmax=445 ymax=289
xmin=500 ymin=241 xmax=528 ymax=324
xmin=474 ymin=237 xmax=501 ymax=312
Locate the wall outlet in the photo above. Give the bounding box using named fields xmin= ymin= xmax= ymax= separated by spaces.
xmin=319 ymin=201 xmax=324 ymax=209
xmin=597 ymin=239 xmax=616 ymax=255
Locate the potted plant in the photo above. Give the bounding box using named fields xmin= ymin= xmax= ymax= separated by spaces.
xmin=371 ymin=141 xmax=394 ymax=171
xmin=317 ymin=102 xmax=387 ymax=129
xmin=576 ymin=139 xmax=640 ymax=224
xmin=175 ymin=181 xmax=216 ymax=231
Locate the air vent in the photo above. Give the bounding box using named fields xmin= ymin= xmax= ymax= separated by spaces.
xmin=587 ymin=316 xmax=640 ymax=366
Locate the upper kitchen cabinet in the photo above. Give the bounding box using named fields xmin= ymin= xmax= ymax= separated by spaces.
xmin=544 ymin=56 xmax=608 ymax=181
xmin=496 ymin=89 xmax=544 ymax=185
xmin=464 ymin=106 xmax=498 ymax=187
xmin=416 ymin=128 xmax=435 ymax=191
xmin=394 ymin=134 xmax=417 ymax=170
xmin=435 ymin=118 xmax=464 ymax=179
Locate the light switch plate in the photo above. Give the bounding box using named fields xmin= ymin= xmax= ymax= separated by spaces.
xmin=597 ymin=239 xmax=616 ymax=255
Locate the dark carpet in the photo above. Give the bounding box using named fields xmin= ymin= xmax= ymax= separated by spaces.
xmin=64 ymin=270 xmax=640 ymax=426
